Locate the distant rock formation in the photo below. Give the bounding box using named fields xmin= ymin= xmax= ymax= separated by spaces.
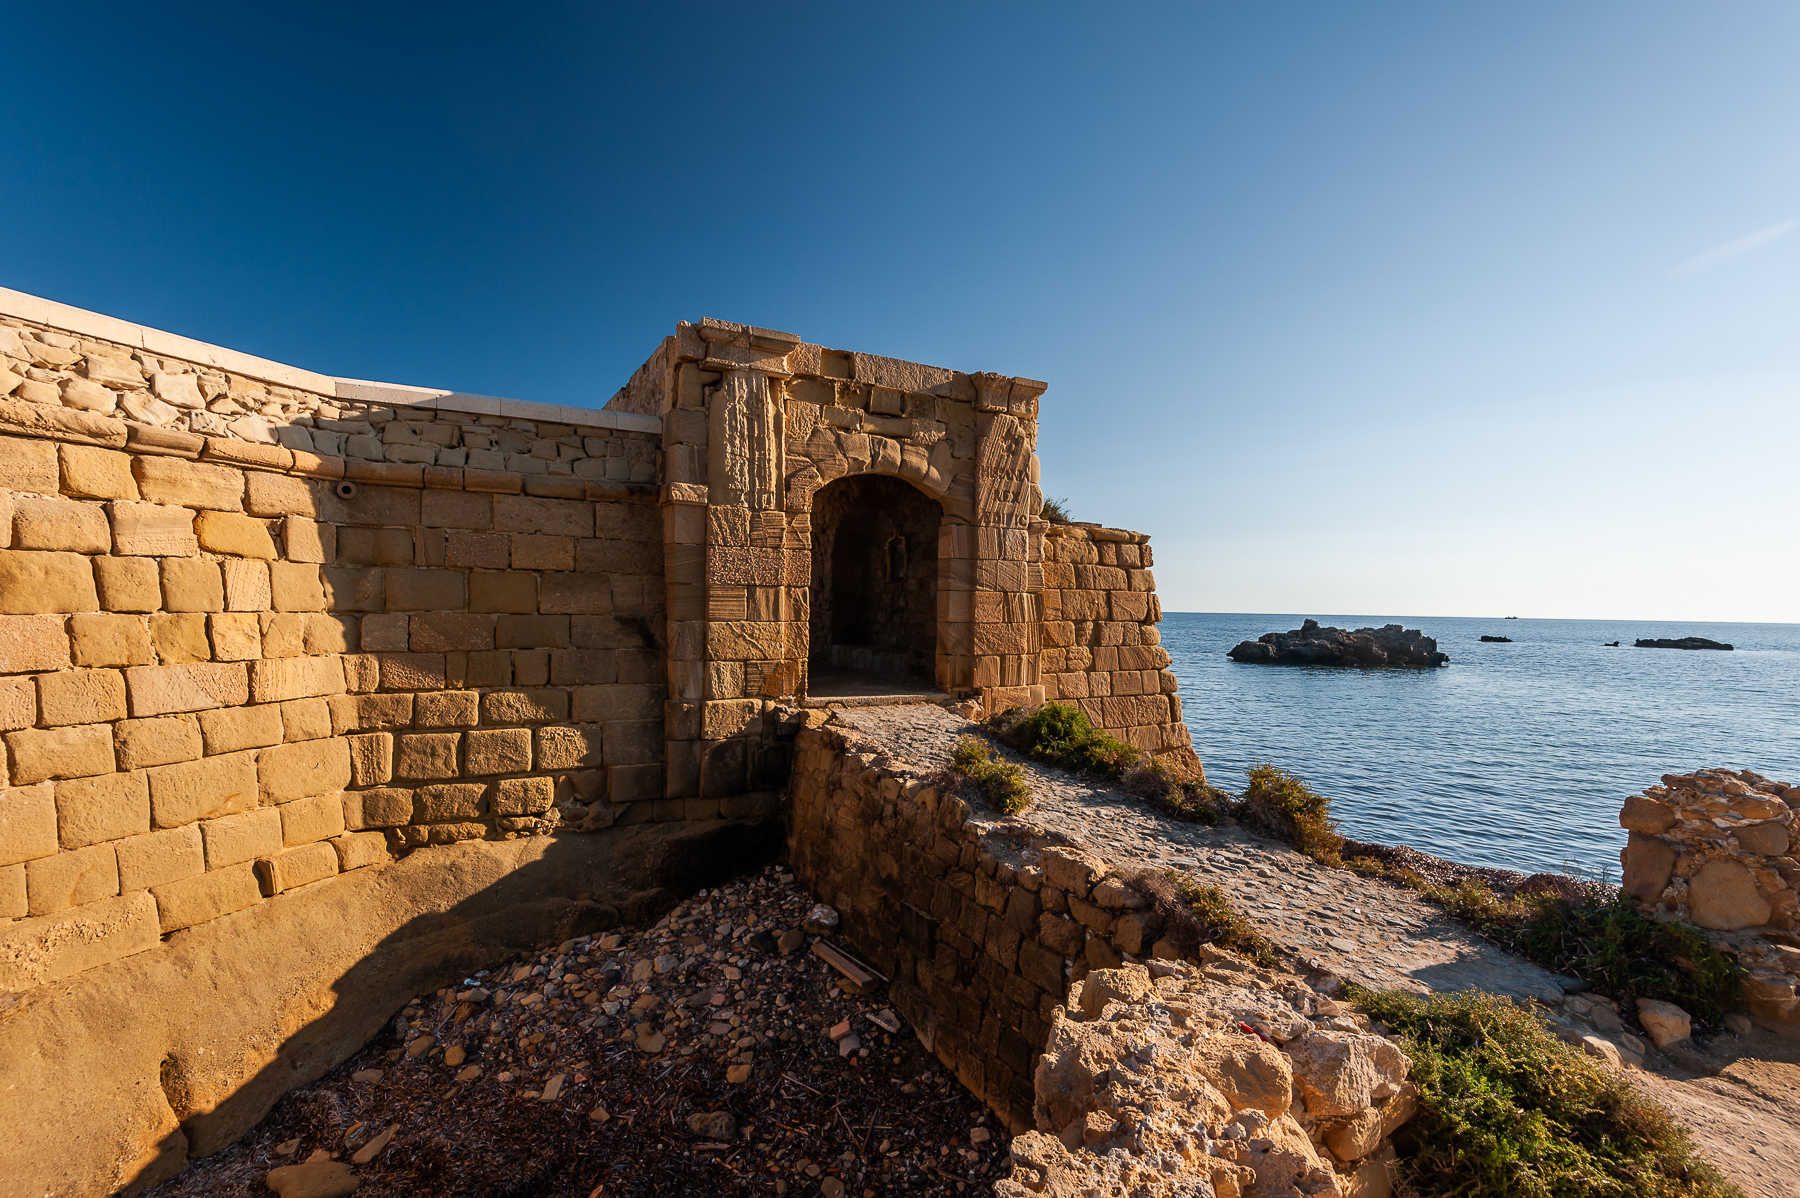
xmin=1634 ymin=637 xmax=1733 ymax=651
xmin=1479 ymin=635 xmax=1512 ymax=643
xmin=1228 ymin=619 xmax=1449 ymax=669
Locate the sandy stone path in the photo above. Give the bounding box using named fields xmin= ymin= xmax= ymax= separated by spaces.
xmin=828 ymin=702 xmax=1800 ymax=1196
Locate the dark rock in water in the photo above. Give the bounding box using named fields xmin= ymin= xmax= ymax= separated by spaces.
xmin=1634 ymin=637 xmax=1733 ymax=651
xmin=1228 ymin=619 xmax=1449 ymax=668
xmin=1479 ymin=635 xmax=1513 ymax=643
xmin=1603 ymin=641 xmax=1621 ymax=647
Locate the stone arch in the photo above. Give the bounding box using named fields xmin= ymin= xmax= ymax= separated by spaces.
xmin=806 ymin=473 xmax=944 ymax=693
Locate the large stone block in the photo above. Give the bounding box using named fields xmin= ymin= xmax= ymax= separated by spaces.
xmin=393 ymin=732 xmax=461 ymax=780
xmin=282 ymin=516 xmax=331 ymax=563
xmin=279 ymin=697 xmax=332 ymax=743
xmin=107 ymin=501 xmax=198 ymax=556
xmin=259 ymin=738 xmax=352 ymax=802
xmin=68 ymin=613 xmax=153 ymax=668
xmin=58 ymin=444 xmax=137 ymax=500
xmin=149 ymin=613 xmax=210 ymax=663
xmin=350 ymin=788 xmax=413 ymax=828
xmin=115 ymin=715 xmax=203 ymax=769
xmin=6 ymin=724 xmax=114 ymax=784
xmin=12 ymin=496 xmax=110 ymax=553
xmin=493 ymin=775 xmax=553 ymax=816
xmin=280 ymin=791 xmax=346 ymax=846
xmin=602 ymin=719 xmax=661 ymax=766
xmin=469 ymin=572 xmax=537 ymax=613
xmin=386 ymin=568 xmax=467 ymax=611
xmin=412 ymin=691 xmax=477 ymax=728
xmin=253 ymin=842 xmax=339 ymax=894
xmin=146 ymin=751 xmax=259 ymax=827
xmin=201 ymin=808 xmax=283 ymax=868
xmin=37 ymin=669 xmax=128 ymax=727
xmin=1620 ymin=833 xmax=1677 ymax=904
xmin=493 ymin=494 xmax=593 ymax=538
xmin=115 ymin=824 xmax=205 ymax=890
xmin=329 ymin=830 xmax=388 ymax=871
xmin=194 ymin=510 xmax=276 ymax=558
xmin=464 ymin=728 xmax=531 ymax=776
xmin=479 ymin=688 xmax=568 ymax=724
xmin=208 ymin=612 xmax=262 ymax=661
xmin=133 ymin=457 xmax=243 ymax=511
xmin=244 ymin=472 xmax=323 ymax=517
xmin=408 ymin=611 xmax=494 ymax=652
xmin=0 ymin=550 xmax=97 ymax=613
xmin=151 ymin=865 xmax=262 ymax=932
xmin=415 ymin=782 xmax=487 ymax=822
xmin=92 ymin=556 xmax=162 ymax=611
xmin=55 ymin=771 xmax=150 ymax=848
xmin=0 ymin=614 xmax=72 ymax=673
xmin=0 ymin=891 xmax=158 ymax=991
xmin=26 ymin=843 xmax=121 ymax=915
xmin=534 ymin=724 xmax=601 ymax=770
xmin=160 ymin=558 xmax=224 ymax=612
xmin=0 ymin=677 xmax=34 ymax=732
xmin=125 ymin=662 xmax=249 ymax=716
xmin=1686 ymin=859 xmax=1773 ymax=930
xmin=196 ymin=705 xmax=285 ymax=755
xmin=269 ymin=562 xmax=327 ymax=611
xmin=0 ymin=782 xmax=58 ymax=866
xmin=248 ymin=656 xmax=344 ymax=704
xmin=347 ymin=732 xmax=393 ymax=787
xmin=0 ymin=437 xmax=59 ymax=493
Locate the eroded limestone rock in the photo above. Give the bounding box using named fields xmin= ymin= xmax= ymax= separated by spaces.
xmin=999 ymin=959 xmax=1412 ymax=1198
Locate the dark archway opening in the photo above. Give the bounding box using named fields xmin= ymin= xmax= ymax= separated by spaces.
xmin=808 ymin=474 xmax=941 ymax=694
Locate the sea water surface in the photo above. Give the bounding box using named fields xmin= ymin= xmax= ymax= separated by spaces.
xmin=1162 ymin=613 xmax=1800 ymax=878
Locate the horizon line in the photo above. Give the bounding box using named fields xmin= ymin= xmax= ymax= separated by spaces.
xmin=1164 ymin=610 xmax=1800 ymax=627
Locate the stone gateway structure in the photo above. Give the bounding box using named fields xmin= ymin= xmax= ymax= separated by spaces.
xmin=0 ymin=288 xmax=1196 ymax=1195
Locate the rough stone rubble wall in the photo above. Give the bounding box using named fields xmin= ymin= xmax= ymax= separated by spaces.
xmin=1621 ymin=768 xmax=1800 ymax=1030
xmin=787 ymin=721 xmax=1407 ymax=1197
xmin=0 ymin=316 xmax=673 ymax=995
xmin=1040 ymin=523 xmax=1197 ymax=768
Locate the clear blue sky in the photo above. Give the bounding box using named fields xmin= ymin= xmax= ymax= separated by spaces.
xmin=7 ymin=3 xmax=1796 ymax=621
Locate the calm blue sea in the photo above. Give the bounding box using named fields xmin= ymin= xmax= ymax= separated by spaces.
xmin=1162 ymin=613 xmax=1800 ymax=879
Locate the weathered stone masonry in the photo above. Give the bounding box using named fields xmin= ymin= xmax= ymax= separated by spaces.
xmin=0 ymin=288 xmax=1198 ymax=1195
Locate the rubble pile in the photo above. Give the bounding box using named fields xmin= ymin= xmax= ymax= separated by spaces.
xmin=151 ymin=866 xmax=1009 ymax=1196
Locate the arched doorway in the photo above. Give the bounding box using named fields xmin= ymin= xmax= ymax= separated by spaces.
xmin=808 ymin=474 xmax=941 ymax=693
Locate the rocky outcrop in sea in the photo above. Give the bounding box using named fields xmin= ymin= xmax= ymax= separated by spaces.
xmin=1228 ymin=619 xmax=1449 ymax=669
xmin=1634 ymin=637 xmax=1733 ymax=651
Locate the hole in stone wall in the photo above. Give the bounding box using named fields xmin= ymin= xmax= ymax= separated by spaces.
xmin=809 ymin=474 xmax=940 ymax=693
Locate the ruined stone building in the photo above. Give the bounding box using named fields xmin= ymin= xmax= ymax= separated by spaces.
xmin=0 ymin=289 xmax=1196 ymax=1193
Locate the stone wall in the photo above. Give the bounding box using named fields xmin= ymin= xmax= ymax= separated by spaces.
xmin=639 ymin=319 xmax=1058 ymax=809
xmin=786 ymin=717 xmax=1152 ymax=1129
xmin=1621 ymin=769 xmax=1800 ymax=1032
xmin=0 ymin=393 xmax=671 ymax=992
xmin=1040 ymin=522 xmax=1198 ymax=769
xmin=788 ymin=718 xmax=1407 ymax=1196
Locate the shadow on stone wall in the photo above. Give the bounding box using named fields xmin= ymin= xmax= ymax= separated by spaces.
xmin=7 ymin=817 xmax=781 ymax=1198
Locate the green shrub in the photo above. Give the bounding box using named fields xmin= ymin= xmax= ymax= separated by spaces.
xmin=1039 ymin=495 xmax=1073 ymax=523
xmin=950 ymin=736 xmax=1032 ymax=815
xmin=1420 ymin=883 xmax=1741 ymax=1026
xmin=987 ymin=703 xmax=1230 ymax=825
xmin=1001 ymin=702 xmax=1138 ymax=775
xmin=1133 ymin=870 xmax=1280 ymax=967
xmin=1240 ymin=763 xmax=1343 ymax=863
xmin=1352 ymin=987 xmax=1740 ymax=1198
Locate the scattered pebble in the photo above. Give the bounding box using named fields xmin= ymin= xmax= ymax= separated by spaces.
xmin=145 ymin=866 xmax=1009 ymax=1196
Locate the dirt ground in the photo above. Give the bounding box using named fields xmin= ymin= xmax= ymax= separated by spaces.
xmin=1633 ymin=1031 xmax=1800 ymax=1198
xmin=148 ymin=865 xmax=1009 ymax=1198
